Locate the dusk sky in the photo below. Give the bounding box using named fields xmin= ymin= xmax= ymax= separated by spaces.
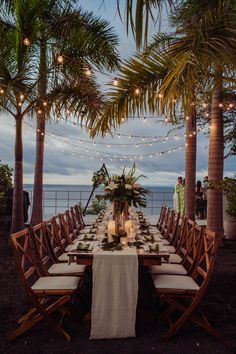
xmin=0 ymin=0 xmax=235 ymax=186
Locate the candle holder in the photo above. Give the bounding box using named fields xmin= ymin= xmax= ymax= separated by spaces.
xmin=113 ymin=200 xmax=129 ymax=235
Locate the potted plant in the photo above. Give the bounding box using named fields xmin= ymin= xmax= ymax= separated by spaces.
xmin=0 ymin=162 xmax=13 ymax=230
xmin=210 ymin=176 xmax=236 ymax=239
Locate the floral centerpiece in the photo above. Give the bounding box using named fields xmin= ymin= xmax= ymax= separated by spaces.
xmin=96 ymin=164 xmax=148 ymax=208
xmin=96 ymin=165 xmax=148 ymax=235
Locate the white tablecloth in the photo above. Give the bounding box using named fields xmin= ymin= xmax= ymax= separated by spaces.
xmin=90 ymin=247 xmax=138 ymax=339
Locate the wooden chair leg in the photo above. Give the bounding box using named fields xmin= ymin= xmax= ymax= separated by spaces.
xmin=8 ymin=296 xmax=72 ymax=341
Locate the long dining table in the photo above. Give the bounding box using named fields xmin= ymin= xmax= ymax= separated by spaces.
xmin=66 ymin=211 xmax=170 ymax=339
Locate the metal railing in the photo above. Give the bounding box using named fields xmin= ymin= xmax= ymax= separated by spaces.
xmin=26 ymin=189 xmax=174 ymax=219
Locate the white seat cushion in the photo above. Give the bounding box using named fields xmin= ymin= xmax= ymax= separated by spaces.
xmin=32 ymin=276 xmax=80 ymax=291
xmin=65 ymin=242 xmax=79 ymax=251
xmin=162 ymin=239 xmax=170 ymax=245
xmin=163 ymin=253 xmax=182 ymax=264
xmin=58 ymin=253 xmax=70 ymax=262
xmin=152 ymin=274 xmax=199 ymax=291
xmin=149 ymin=263 xmax=187 ymax=275
xmin=48 ymin=263 xmax=85 ymax=275
xmin=165 ymin=245 xmax=176 ymax=253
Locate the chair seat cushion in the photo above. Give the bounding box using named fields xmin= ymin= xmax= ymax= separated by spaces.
xmin=166 ymin=253 xmax=182 ymax=264
xmin=161 ymin=239 xmax=170 ymax=245
xmin=65 ymin=243 xmax=79 ymax=251
xmin=58 ymin=253 xmax=70 ymax=262
xmin=48 ymin=263 xmax=85 ymax=275
xmin=152 ymin=274 xmax=199 ymax=291
xmin=165 ymin=245 xmax=176 ymax=253
xmin=32 ymin=276 xmax=80 ymax=291
xmin=149 ymin=263 xmax=187 ymax=275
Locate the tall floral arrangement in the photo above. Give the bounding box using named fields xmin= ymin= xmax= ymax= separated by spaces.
xmin=96 ymin=165 xmax=148 ymax=208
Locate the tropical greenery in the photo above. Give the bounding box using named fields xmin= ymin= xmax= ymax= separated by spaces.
xmin=0 ymin=0 xmax=120 ymax=231
xmin=89 ymin=0 xmax=236 ymax=237
xmin=96 ymin=164 xmax=148 ymax=208
xmin=0 ymin=162 xmax=13 ymax=221
xmin=209 ymin=177 xmax=236 ymax=218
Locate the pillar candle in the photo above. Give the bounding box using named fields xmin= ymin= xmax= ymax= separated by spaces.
xmin=125 ymin=220 xmax=133 ymax=237
xmin=107 ymin=220 xmax=115 ymax=242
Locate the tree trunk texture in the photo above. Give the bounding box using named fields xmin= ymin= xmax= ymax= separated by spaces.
xmin=31 ymin=39 xmax=47 ymax=225
xmin=184 ymin=109 xmax=197 ymax=221
xmin=11 ymin=116 xmax=24 ymax=233
xmin=207 ymin=76 xmax=224 ymax=238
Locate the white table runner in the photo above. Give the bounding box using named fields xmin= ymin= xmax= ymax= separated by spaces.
xmin=90 ymin=247 xmax=138 ymax=339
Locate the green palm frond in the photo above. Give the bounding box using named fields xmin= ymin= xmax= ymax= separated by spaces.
xmin=117 ymin=0 xmax=174 ymax=49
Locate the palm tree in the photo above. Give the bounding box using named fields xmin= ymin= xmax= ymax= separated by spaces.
xmin=0 ymin=0 xmax=119 ymax=232
xmin=29 ymin=1 xmax=120 ymax=225
xmin=96 ymin=0 xmax=236 ymax=236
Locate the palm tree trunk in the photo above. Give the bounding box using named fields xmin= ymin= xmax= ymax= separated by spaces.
xmin=31 ymin=39 xmax=47 ymax=225
xmin=11 ymin=115 xmax=24 ymax=233
xmin=207 ymin=75 xmax=224 ymax=238
xmin=30 ymin=115 xmax=45 ymax=225
xmin=184 ymin=108 xmax=196 ymax=220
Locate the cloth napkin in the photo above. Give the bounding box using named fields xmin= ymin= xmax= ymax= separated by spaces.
xmin=90 ymin=247 xmax=138 ymax=339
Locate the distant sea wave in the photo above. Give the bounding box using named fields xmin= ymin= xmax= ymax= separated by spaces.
xmin=24 ymin=184 xmax=174 ymax=218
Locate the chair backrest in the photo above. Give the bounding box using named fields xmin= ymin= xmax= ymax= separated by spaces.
xmin=11 ymin=228 xmax=40 ymax=291
xmin=192 ymin=229 xmax=218 ymax=292
xmin=156 ymin=204 xmax=167 ymax=227
xmin=70 ymin=206 xmax=80 ymax=230
xmin=181 ymin=223 xmax=204 ymax=274
xmin=30 ymin=223 xmax=55 ymax=275
xmin=160 ymin=207 xmax=171 ymax=234
xmin=74 ymin=204 xmax=85 ymax=228
xmin=53 ymin=214 xmax=70 ymax=248
xmin=164 ymin=210 xmax=180 ymax=245
xmin=58 ymin=212 xmax=75 ymax=244
xmin=44 ymin=218 xmax=65 ymax=260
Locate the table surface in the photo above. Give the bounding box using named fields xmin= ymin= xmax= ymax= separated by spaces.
xmin=68 ymin=247 xmax=169 ymax=266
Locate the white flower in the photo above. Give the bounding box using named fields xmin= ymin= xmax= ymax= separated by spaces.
xmin=125 ymin=184 xmax=133 ymax=190
xmin=106 ymin=181 xmax=118 ymax=191
xmin=133 ymin=183 xmax=141 ymax=189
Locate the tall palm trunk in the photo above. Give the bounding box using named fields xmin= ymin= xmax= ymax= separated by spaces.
xmin=11 ymin=114 xmax=24 ymax=233
xmin=31 ymin=39 xmax=47 ymax=225
xmin=207 ymin=74 xmax=224 ymax=238
xmin=184 ymin=107 xmax=196 ymax=220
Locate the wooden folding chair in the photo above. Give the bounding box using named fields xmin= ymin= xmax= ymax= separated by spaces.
xmin=70 ymin=207 xmax=83 ymax=234
xmin=150 ymin=221 xmax=203 ymax=276
xmin=53 ymin=214 xmax=73 ymax=250
xmin=152 ymin=228 xmax=222 ymax=341
xmin=9 ymin=228 xmax=81 ymax=341
xmin=31 ymin=223 xmax=85 ymax=276
xmin=156 ymin=204 xmax=167 ymax=229
xmin=44 ymin=219 xmax=69 ymax=263
xmin=159 ymin=208 xmax=171 ymax=235
xmin=74 ymin=204 xmax=85 ymax=229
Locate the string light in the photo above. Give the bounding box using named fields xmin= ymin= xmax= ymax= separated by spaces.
xmin=113 ymin=78 xmax=119 ymax=86
xmin=0 ymin=88 xmax=4 ymax=94
xmin=84 ymin=67 xmax=92 ymax=77
xmin=134 ymin=88 xmax=140 ymax=95
xmin=57 ymin=55 xmax=64 ymax=64
xmin=19 ymin=94 xmax=24 ymax=100
xmin=23 ymin=37 xmax=30 ymax=46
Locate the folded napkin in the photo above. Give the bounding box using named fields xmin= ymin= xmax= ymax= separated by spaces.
xmin=90 ymin=248 xmax=138 ymax=339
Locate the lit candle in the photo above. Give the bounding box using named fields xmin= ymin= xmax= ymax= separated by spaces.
xmin=107 ymin=220 xmax=115 ymax=242
xmin=125 ymin=220 xmax=133 ymax=237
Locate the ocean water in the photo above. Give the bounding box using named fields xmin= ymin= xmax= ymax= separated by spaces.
xmin=24 ymin=184 xmax=174 ymax=218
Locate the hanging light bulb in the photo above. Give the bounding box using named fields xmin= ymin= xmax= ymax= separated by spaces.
xmin=43 ymin=101 xmax=47 ymax=107
xmin=57 ymin=55 xmax=64 ymax=64
xmin=0 ymin=88 xmax=4 ymax=94
xmin=18 ymin=102 xmax=22 ymax=107
xmin=143 ymin=116 xmax=146 ymax=123
xmin=113 ymin=78 xmax=119 ymax=86
xmin=38 ymin=109 xmax=42 ymax=114
xmin=23 ymin=37 xmax=30 ymax=46
xmin=84 ymin=67 xmax=92 ymax=77
xmin=19 ymin=94 xmax=24 ymax=100
xmin=134 ymin=88 xmax=140 ymax=95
